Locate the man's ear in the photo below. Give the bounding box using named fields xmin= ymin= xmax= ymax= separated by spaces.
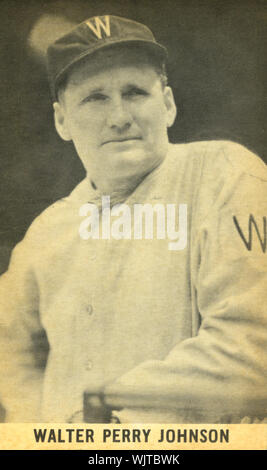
xmin=53 ymin=102 xmax=72 ymax=141
xmin=163 ymin=86 xmax=177 ymax=128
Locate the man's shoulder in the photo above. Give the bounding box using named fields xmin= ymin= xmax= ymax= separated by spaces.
xmin=22 ymin=179 xmax=88 ymax=245
xmin=170 ymin=140 xmax=267 ymax=202
xmin=170 ymin=139 xmax=266 ymax=181
xmin=168 ymin=140 xmax=267 ymax=227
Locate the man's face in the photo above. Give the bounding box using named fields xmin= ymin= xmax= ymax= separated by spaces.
xmin=54 ymin=49 xmax=177 ymax=192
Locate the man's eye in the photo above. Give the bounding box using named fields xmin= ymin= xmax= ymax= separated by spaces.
xmin=124 ymin=88 xmax=149 ymax=98
xmin=82 ymin=93 xmax=108 ymax=103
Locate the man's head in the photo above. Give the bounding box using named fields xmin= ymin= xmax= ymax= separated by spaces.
xmin=47 ymin=15 xmax=177 ymax=193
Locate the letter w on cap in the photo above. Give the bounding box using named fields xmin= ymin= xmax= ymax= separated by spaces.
xmin=85 ymin=16 xmax=111 ymax=39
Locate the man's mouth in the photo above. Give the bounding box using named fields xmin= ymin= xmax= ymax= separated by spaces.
xmin=102 ymin=137 xmax=142 ymax=145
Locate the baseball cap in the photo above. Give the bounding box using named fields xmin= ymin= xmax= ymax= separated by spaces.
xmin=46 ymin=15 xmax=168 ymax=101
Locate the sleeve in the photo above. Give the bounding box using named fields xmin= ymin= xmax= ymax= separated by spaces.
xmin=0 ymin=235 xmax=47 ymax=422
xmin=104 ymin=163 xmax=267 ymax=423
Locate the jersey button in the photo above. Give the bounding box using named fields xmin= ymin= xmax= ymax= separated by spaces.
xmin=85 ymin=359 xmax=93 ymax=371
xmin=86 ymin=304 xmax=93 ymax=315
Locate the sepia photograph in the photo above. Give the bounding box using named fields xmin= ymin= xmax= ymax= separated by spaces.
xmin=0 ymin=0 xmax=266 ymax=453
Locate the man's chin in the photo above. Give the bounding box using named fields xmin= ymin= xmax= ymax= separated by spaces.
xmin=102 ymin=148 xmax=163 ymax=175
xmin=84 ymin=149 xmax=166 ymax=192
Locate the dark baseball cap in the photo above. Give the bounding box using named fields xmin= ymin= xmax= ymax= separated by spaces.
xmin=46 ymin=14 xmax=168 ymax=100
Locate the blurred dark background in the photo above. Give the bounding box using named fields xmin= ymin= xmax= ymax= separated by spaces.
xmin=0 ymin=0 xmax=266 ymax=422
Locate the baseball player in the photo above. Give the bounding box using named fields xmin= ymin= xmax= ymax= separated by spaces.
xmin=0 ymin=15 xmax=266 ymax=423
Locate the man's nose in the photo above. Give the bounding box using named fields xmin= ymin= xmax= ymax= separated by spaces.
xmin=105 ymin=98 xmax=132 ymax=131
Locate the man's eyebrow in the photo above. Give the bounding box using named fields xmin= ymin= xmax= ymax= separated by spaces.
xmin=82 ymin=86 xmax=105 ymax=94
xmin=122 ymin=83 xmax=147 ymax=89
xmin=85 ymin=84 xmax=147 ymax=92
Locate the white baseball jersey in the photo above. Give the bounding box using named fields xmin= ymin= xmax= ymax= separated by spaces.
xmin=0 ymin=140 xmax=266 ymax=422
